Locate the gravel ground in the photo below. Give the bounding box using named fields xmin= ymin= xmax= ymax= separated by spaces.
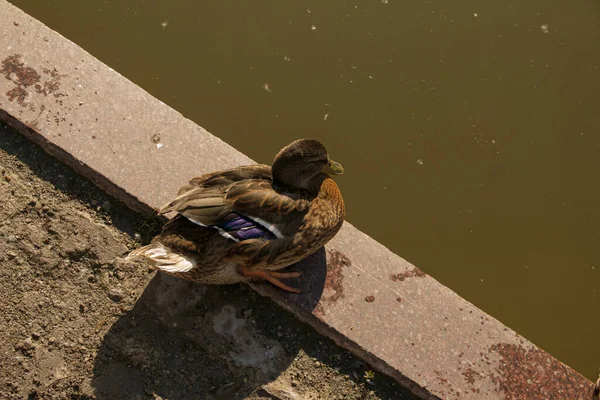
xmin=0 ymin=122 xmax=417 ymax=400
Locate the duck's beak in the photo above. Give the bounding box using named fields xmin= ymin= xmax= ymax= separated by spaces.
xmin=324 ymin=159 xmax=344 ymax=175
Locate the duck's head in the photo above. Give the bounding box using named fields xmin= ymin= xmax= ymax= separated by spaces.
xmin=272 ymin=139 xmax=343 ymax=189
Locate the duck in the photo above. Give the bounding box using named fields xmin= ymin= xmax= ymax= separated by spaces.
xmin=126 ymin=138 xmax=345 ymax=293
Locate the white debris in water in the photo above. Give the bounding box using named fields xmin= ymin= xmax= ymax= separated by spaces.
xmin=540 ymin=24 xmax=549 ymax=33
xmin=283 ymin=56 xmax=291 ymax=61
xmin=324 ymin=113 xmax=329 ymax=121
xmin=473 ymin=13 xmax=478 ymax=17
xmin=156 ymin=143 xmax=164 ymax=150
xmin=311 ymin=25 xmax=317 ymax=31
xmin=161 ymin=21 xmax=168 ymax=29
xmin=381 ymin=0 xmax=388 ymax=3
xmin=262 ymin=83 xmax=272 ymax=92
xmin=417 ymin=159 xmax=424 ymax=165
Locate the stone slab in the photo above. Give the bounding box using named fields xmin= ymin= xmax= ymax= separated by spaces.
xmin=0 ymin=2 xmax=594 ymax=399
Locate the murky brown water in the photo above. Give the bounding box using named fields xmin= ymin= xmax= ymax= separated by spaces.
xmin=9 ymin=0 xmax=600 ymax=378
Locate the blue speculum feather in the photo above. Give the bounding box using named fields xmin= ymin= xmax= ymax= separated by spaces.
xmin=215 ymin=213 xmax=277 ymax=241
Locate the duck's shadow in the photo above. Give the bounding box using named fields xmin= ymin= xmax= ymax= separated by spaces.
xmin=91 ymin=249 xmax=326 ymax=400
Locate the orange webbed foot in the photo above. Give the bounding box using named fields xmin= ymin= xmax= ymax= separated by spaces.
xmin=238 ymin=265 xmax=302 ymax=293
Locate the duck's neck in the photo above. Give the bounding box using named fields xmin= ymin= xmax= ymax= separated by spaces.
xmin=306 ymin=174 xmax=345 ymax=217
xmin=272 ymin=169 xmax=317 ymax=191
xmin=277 ymin=172 xmax=329 ymax=193
xmin=316 ymin=175 xmax=344 ymax=210
xmin=304 ymin=173 xmax=329 ymax=193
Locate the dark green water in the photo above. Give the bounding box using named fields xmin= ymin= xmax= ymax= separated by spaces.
xmin=9 ymin=0 xmax=599 ymax=379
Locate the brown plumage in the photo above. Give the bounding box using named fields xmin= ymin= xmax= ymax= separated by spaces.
xmin=126 ymin=139 xmax=345 ymax=292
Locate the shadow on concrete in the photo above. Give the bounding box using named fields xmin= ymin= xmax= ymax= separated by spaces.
xmin=90 ymin=248 xmax=328 ymax=400
xmin=253 ymin=247 xmax=328 ymax=312
xmin=90 ymin=266 xmax=416 ymax=400
xmin=91 ymin=273 xmax=304 ymax=399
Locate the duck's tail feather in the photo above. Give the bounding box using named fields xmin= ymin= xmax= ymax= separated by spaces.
xmin=125 ymin=243 xmax=195 ymax=273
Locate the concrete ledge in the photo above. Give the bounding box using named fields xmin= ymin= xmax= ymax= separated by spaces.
xmin=1 ymin=2 xmax=594 ymax=399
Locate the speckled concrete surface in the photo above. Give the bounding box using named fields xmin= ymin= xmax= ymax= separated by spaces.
xmin=0 ymin=1 xmax=594 ymax=399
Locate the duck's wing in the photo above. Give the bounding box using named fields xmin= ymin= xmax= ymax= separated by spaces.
xmin=223 ymin=180 xmax=313 ymax=238
xmin=159 ymin=184 xmax=231 ymax=226
xmin=159 ymin=178 xmax=313 ymax=240
xmin=175 ymin=165 xmax=272 ymax=195
xmin=159 ymin=164 xmax=275 ymax=227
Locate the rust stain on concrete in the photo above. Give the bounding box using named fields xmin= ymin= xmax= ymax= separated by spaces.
xmin=1 ymin=54 xmax=64 ymax=108
xmin=40 ymin=67 xmax=64 ymax=97
xmin=1 ymin=54 xmax=40 ymax=87
xmin=323 ymin=248 xmax=351 ymax=302
xmin=390 ymin=266 xmax=426 ymax=282
xmin=462 ymin=367 xmax=478 ymax=385
xmin=489 ymin=342 xmax=593 ymax=399
xmin=433 ymin=370 xmax=457 ymax=398
xmin=462 ymin=366 xmax=483 ymax=394
xmin=313 ymin=249 xmax=351 ymax=319
xmin=6 ymin=86 xmax=27 ymax=105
